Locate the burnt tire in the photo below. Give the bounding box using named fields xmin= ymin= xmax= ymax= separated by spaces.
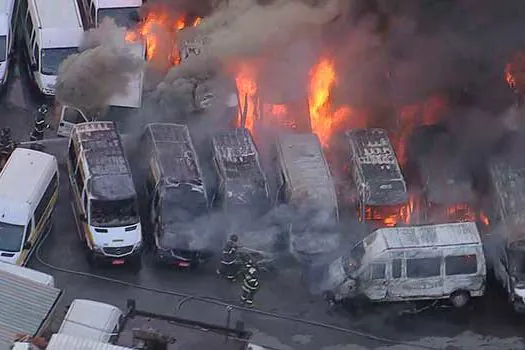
xmin=450 ymin=290 xmax=470 ymax=308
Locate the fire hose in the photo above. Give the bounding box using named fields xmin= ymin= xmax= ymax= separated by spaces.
xmin=33 ymin=223 xmax=440 ymax=350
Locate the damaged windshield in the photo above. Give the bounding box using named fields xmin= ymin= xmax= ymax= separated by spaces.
xmin=0 ymin=222 xmax=24 ymax=252
xmin=98 ymin=7 xmax=140 ymax=29
xmin=343 ymin=241 xmax=365 ymax=276
xmin=0 ymin=36 xmax=6 ymax=62
xmin=90 ymin=197 xmax=139 ymax=227
xmin=160 ymin=185 xmax=208 ymax=224
xmin=41 ymin=47 xmax=78 ymax=75
xmin=509 ymin=247 xmax=525 ymax=278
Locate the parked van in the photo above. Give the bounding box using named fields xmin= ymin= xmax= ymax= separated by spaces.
xmin=0 ymin=0 xmax=19 ymax=86
xmin=139 ymin=123 xmax=212 ymax=268
xmin=58 ymin=299 xmax=123 ymax=343
xmin=323 ymin=222 xmax=486 ymax=308
xmin=67 ymin=122 xmax=142 ymax=267
xmin=77 ymin=0 xmax=140 ymax=30
xmin=0 ymin=260 xmax=55 ymax=286
xmin=18 ymin=0 xmax=84 ymax=96
xmin=0 ymin=148 xmax=59 ymax=266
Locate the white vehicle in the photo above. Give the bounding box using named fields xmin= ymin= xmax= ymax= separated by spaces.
xmin=0 ymin=260 xmax=55 ymax=286
xmin=0 ymin=148 xmax=59 ymax=266
xmin=19 ymin=0 xmax=84 ymax=96
xmin=67 ymin=121 xmax=142 ymax=267
xmin=323 ymin=222 xmax=486 ymax=308
xmin=0 ymin=0 xmax=18 ymax=86
xmin=77 ymin=0 xmax=140 ymax=30
xmin=58 ymin=299 xmax=123 ymax=343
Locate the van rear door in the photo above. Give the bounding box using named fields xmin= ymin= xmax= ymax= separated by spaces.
xmin=57 ymin=106 xmax=89 ymax=137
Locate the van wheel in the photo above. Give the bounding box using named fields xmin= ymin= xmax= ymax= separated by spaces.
xmin=450 ymin=290 xmax=470 ymax=308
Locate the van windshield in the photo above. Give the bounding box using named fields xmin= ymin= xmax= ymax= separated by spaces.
xmin=509 ymin=248 xmax=525 ymax=278
xmin=0 ymin=36 xmax=6 ymax=62
xmin=0 ymin=222 xmax=24 ymax=252
xmin=161 ymin=186 xmax=208 ymax=224
xmin=343 ymin=241 xmax=365 ymax=276
xmin=41 ymin=48 xmax=78 ymax=76
xmin=98 ymin=7 xmax=141 ymax=29
xmin=90 ymin=197 xmax=139 ymax=227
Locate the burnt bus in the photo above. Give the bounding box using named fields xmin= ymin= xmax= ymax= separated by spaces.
xmin=345 ymin=128 xmax=409 ymax=228
xmin=407 ymin=125 xmax=477 ymax=224
xmin=139 ymin=123 xmax=212 ymax=268
xmin=484 ymin=157 xmax=525 ymax=312
xmin=212 ymin=128 xmax=270 ymax=216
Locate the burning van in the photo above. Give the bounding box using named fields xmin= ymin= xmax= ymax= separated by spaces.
xmin=275 ymin=133 xmax=340 ymax=264
xmin=139 ymin=123 xmax=213 ymax=268
xmin=345 ymin=128 xmax=409 ymax=228
xmin=483 ymin=156 xmax=525 ymax=312
xmin=407 ymin=125 xmax=478 ymax=225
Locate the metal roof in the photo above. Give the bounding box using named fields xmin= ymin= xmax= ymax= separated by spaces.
xmin=145 ymin=123 xmax=203 ymax=183
xmin=366 ymin=222 xmax=482 ymax=255
xmin=73 ymin=122 xmax=136 ymax=200
xmin=47 ymin=334 xmax=132 ymax=350
xmin=212 ymin=128 xmax=269 ymax=206
xmin=277 ymin=133 xmax=337 ymax=211
xmin=489 ymin=157 xmax=525 ymax=229
xmin=346 ymin=128 xmax=408 ymax=206
xmin=0 ymin=270 xmax=62 ymax=350
xmin=33 ymin=0 xmax=83 ymax=30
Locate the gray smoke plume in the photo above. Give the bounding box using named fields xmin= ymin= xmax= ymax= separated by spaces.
xmin=55 ymin=18 xmax=144 ymax=110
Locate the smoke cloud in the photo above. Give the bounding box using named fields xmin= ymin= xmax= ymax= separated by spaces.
xmin=55 ymin=18 xmax=144 ymax=110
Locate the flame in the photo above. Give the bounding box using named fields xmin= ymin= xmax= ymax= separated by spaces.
xmin=394 ymin=95 xmax=448 ymax=165
xmin=479 ymin=211 xmax=490 ymax=226
xmin=446 ymin=203 xmax=476 ymax=222
xmin=308 ymin=58 xmax=351 ymax=148
xmin=504 ymin=52 xmax=525 ymax=91
xmin=125 ymin=9 xmax=202 ymax=65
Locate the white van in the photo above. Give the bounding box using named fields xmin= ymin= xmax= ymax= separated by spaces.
xmin=0 ymin=148 xmax=59 ymax=265
xmin=0 ymin=0 xmax=18 ymax=86
xmin=77 ymin=0 xmax=141 ymax=30
xmin=0 ymin=260 xmax=55 ymax=286
xmin=323 ymin=222 xmax=486 ymax=308
xmin=58 ymin=299 xmax=123 ymax=343
xmin=19 ymin=0 xmax=84 ymax=96
xmin=67 ymin=122 xmax=142 ymax=267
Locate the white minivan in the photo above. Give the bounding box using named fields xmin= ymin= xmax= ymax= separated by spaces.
xmin=19 ymin=0 xmax=84 ymax=95
xmin=58 ymin=299 xmax=123 ymax=343
xmin=323 ymin=222 xmax=486 ymax=308
xmin=0 ymin=148 xmax=59 ymax=266
xmin=0 ymin=0 xmax=18 ymax=86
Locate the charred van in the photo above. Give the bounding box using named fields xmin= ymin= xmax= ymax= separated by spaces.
xmin=140 ymin=123 xmax=212 ymax=268
xmin=275 ymin=133 xmax=340 ymax=263
xmin=67 ymin=122 xmax=142 ymax=267
xmin=346 ymin=128 xmax=409 ymax=228
xmin=407 ymin=125 xmax=477 ymax=225
xmin=483 ymin=156 xmax=525 ymax=312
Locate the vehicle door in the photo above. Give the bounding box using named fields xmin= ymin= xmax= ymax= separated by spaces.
xmin=386 ymin=257 xmax=405 ymax=300
xmin=58 ymin=106 xmax=89 ymax=137
xmin=360 ymin=262 xmax=388 ymax=301
xmin=400 ymin=254 xmax=444 ymax=298
xmin=17 ymin=219 xmax=33 ymax=265
xmin=443 ymin=253 xmax=482 ymax=294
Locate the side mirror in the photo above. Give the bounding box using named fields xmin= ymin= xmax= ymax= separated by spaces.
xmin=79 ymin=213 xmax=87 ymax=222
xmin=30 ymin=63 xmax=38 ymax=71
xmin=23 ymin=241 xmax=32 ymax=250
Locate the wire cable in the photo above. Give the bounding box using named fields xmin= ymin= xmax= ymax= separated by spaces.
xmin=34 ymin=227 xmax=441 ymax=350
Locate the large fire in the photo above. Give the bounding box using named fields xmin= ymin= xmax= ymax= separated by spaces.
xmin=125 ymin=8 xmax=201 ymax=65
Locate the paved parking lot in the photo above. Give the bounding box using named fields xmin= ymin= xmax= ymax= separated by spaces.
xmin=1 ymin=60 xmax=525 ymax=349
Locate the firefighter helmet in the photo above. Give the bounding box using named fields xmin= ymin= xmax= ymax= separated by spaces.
xmin=248 ymin=267 xmax=257 ymax=276
xmin=229 ymin=234 xmax=238 ymax=242
xmin=38 ymin=104 xmax=48 ymax=115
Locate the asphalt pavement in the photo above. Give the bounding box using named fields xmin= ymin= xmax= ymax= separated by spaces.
xmin=2 ymin=61 xmax=525 ymax=349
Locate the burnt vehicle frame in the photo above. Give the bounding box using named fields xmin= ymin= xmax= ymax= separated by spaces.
xmin=406 ymin=124 xmax=479 ymax=225
xmin=139 ymin=123 xmax=212 ymax=268
xmin=345 ymin=128 xmax=409 ymax=228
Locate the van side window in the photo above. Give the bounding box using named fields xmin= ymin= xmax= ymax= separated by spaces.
xmin=407 ymin=257 xmax=441 ymax=278
xmin=370 ymin=263 xmax=386 ymax=280
xmin=35 ymin=173 xmax=58 ymax=224
xmin=68 ymin=141 xmax=78 ymax=169
xmin=145 ymin=171 xmax=155 ymax=195
xmin=75 ymin=168 xmax=84 ymax=194
xmin=20 ymin=0 xmax=27 ymax=22
xmin=392 ymin=259 xmax=402 ymax=278
xmin=25 ymin=12 xmax=33 ymax=36
xmin=24 ymin=220 xmax=32 ymax=242
xmin=445 ymin=255 xmax=477 ymax=275
xmin=90 ymin=4 xmax=96 ymax=24
xmin=33 ymin=43 xmax=39 ymax=68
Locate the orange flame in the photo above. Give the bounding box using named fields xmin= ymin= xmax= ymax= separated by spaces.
xmin=125 ymin=9 xmax=201 ymax=65
xmin=479 ymin=211 xmax=490 ymax=226
xmin=235 ymin=62 xmax=258 ymax=133
xmin=308 ymin=58 xmax=351 ymax=148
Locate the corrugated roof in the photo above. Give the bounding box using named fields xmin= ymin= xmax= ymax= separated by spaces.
xmin=0 ymin=270 xmax=62 ymax=350
xmin=47 ymin=334 xmax=133 ymax=350
xmin=367 ymin=222 xmax=481 ymax=254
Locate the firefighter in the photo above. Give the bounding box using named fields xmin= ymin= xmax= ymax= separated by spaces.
xmin=241 ymin=265 xmax=260 ymax=307
xmin=0 ymin=127 xmax=15 ymax=167
xmin=217 ymin=234 xmax=239 ymax=281
xmin=29 ymin=104 xmax=50 ymax=142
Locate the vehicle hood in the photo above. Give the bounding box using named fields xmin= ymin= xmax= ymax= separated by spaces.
xmin=159 ymin=222 xmax=216 ymax=252
xmin=90 ymin=224 xmax=141 ymax=247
